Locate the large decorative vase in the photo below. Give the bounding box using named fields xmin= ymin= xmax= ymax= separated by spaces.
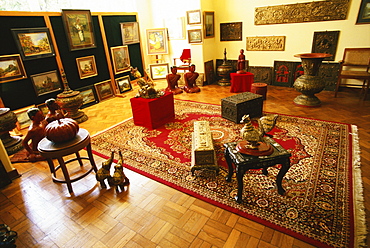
xmin=56 ymin=70 xmax=88 ymax=123
xmin=293 ymin=53 xmax=332 ymax=107
xmin=0 ymin=108 xmax=23 ymax=155
xmin=217 ymin=48 xmax=233 ymax=86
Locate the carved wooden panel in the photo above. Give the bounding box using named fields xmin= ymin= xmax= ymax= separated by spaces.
xmin=246 ymin=36 xmax=285 ymax=51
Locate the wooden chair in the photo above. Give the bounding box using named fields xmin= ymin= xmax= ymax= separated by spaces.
xmin=335 ymin=48 xmax=370 ymax=100
xmin=173 ymin=49 xmax=191 ymax=71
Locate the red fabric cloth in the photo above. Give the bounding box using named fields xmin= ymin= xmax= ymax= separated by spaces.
xmin=230 ymin=72 xmax=254 ymax=93
xmin=130 ymin=92 xmax=175 ymax=129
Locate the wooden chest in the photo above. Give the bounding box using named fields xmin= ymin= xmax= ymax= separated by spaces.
xmin=221 ymin=92 xmax=263 ymax=123
xmin=191 ymin=121 xmax=218 ymax=175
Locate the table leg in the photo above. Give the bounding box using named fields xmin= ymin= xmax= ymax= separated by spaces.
xmin=86 ymin=142 xmax=98 ymax=173
xmin=225 ymin=149 xmax=233 ymax=182
xmin=57 ymin=157 xmax=73 ymax=194
xmin=46 ymin=158 xmax=56 ymax=177
xmin=235 ymin=167 xmax=244 ymax=203
xmin=276 ymin=157 xmax=290 ymax=195
xmin=75 ymin=152 xmax=83 ymax=167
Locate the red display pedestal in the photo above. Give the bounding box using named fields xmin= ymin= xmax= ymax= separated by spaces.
xmin=130 ymin=92 xmax=175 ymax=129
xmin=230 ymin=72 xmax=254 ymax=93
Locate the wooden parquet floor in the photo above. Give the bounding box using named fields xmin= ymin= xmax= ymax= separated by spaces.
xmin=1 ymin=80 xmax=369 ymax=248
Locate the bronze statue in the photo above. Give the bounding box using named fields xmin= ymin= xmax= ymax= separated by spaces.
xmin=165 ymin=66 xmax=183 ymax=95
xmin=108 ymin=150 xmax=130 ymax=192
xmin=96 ymin=151 xmax=114 ymax=188
xmin=184 ymin=64 xmax=200 ymax=93
xmin=136 ymin=78 xmax=164 ymax=98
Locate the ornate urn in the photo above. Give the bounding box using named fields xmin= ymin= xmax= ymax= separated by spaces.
xmin=0 ymin=108 xmax=23 ymax=155
xmin=217 ymin=48 xmax=233 ymax=86
xmin=293 ymin=53 xmax=332 ymax=107
xmin=56 ymin=70 xmax=88 ymax=123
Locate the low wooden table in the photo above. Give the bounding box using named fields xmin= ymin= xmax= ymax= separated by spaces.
xmin=224 ymin=137 xmax=291 ymax=203
xmin=38 ymin=128 xmax=98 ymax=194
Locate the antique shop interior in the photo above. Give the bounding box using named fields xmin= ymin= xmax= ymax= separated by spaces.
xmin=1 ymin=0 xmax=370 ymax=247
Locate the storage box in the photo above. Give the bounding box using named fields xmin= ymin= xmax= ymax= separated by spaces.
xmin=221 ymin=92 xmax=263 ymax=123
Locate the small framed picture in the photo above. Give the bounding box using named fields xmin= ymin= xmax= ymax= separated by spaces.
xmin=187 ymin=10 xmax=201 ymax=25
xmin=11 ymin=27 xmax=55 ymax=61
xmin=120 ymin=22 xmax=140 ymax=45
xmin=31 ymin=70 xmax=62 ymax=96
xmin=110 ymin=46 xmax=130 ymax=74
xmin=203 ymin=11 xmax=215 ymax=38
xmin=62 ymin=9 xmax=96 ymax=51
xmin=146 ymin=28 xmax=168 ymax=55
xmin=36 ymin=103 xmax=49 ymax=115
xmin=356 ymin=0 xmax=370 ymax=24
xmin=14 ymin=105 xmax=35 ymax=130
xmin=149 ymin=63 xmax=169 ymax=80
xmin=0 ymin=54 xmax=27 ymax=83
xmin=115 ymin=75 xmax=132 ymax=94
xmin=188 ymin=29 xmax=203 ymax=43
xmin=220 ymin=22 xmax=243 ymax=41
xmin=77 ymin=85 xmax=99 ymax=108
xmin=76 ymin=55 xmax=98 ymax=79
xmin=94 ymin=80 xmax=114 ymax=101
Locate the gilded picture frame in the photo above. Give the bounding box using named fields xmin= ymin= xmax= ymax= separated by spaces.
xmin=0 ymin=54 xmax=27 ymax=83
xmin=76 ymin=55 xmax=98 ymax=79
xmin=188 ymin=29 xmax=203 ymax=43
xmin=203 ymin=11 xmax=215 ymax=38
xmin=31 ymin=70 xmax=62 ymax=97
xmin=120 ymin=22 xmax=140 ymax=45
xmin=62 ymin=9 xmax=96 ymax=51
xmin=115 ymin=75 xmax=132 ymax=94
xmin=220 ymin=22 xmax=242 ymax=41
xmin=187 ymin=10 xmax=201 ymax=25
xmin=11 ymin=27 xmax=55 ymax=61
xmin=94 ymin=80 xmax=114 ymax=101
xmin=357 ymin=0 xmax=370 ymax=24
xmin=149 ymin=63 xmax=169 ymax=80
xmin=77 ymin=85 xmax=99 ymax=108
xmin=146 ymin=28 xmax=168 ymax=55
xmin=110 ymin=46 xmax=130 ymax=74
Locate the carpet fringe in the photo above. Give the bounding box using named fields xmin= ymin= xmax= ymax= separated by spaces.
xmin=351 ymin=125 xmax=367 ymax=247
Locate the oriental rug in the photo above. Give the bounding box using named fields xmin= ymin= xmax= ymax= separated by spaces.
xmin=90 ymin=100 xmax=366 ymax=248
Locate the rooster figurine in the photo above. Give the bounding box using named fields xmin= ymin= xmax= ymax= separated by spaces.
xmin=96 ymin=150 xmax=114 ymax=188
xmin=108 ymin=150 xmax=130 ymax=192
xmin=236 ymin=114 xmax=278 ymax=156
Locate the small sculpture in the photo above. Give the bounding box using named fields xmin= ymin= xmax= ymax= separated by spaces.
xmin=130 ymin=66 xmax=142 ymax=79
xmin=96 ymin=151 xmax=114 ymax=188
xmin=236 ymin=114 xmax=278 ymax=156
xmin=165 ymin=66 xmax=183 ymax=95
xmin=45 ymin=98 xmax=67 ymax=124
xmin=184 ymin=64 xmax=200 ymax=93
xmin=108 ymin=150 xmax=130 ymax=192
xmin=237 ymin=49 xmax=246 ymax=74
xmin=136 ymin=78 xmax=164 ymax=98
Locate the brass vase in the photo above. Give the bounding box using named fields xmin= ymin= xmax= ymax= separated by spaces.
xmin=56 ymin=70 xmax=88 ymax=123
xmin=217 ymin=48 xmax=233 ymax=86
xmin=293 ymin=53 xmax=332 ymax=107
xmin=0 ymin=108 xmax=23 ymax=155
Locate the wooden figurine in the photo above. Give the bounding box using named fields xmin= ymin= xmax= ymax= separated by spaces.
xmin=108 ymin=150 xmax=130 ymax=192
xmin=96 ymin=151 xmax=114 ymax=188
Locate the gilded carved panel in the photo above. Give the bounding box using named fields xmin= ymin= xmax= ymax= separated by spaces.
xmin=246 ymin=36 xmax=286 ymax=51
xmin=255 ymin=0 xmax=350 ymax=25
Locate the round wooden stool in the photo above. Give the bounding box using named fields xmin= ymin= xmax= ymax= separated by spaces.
xmin=251 ymin=83 xmax=268 ymax=100
xmin=38 ymin=128 xmax=98 ymax=194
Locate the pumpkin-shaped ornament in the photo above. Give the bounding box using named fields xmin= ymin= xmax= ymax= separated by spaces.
xmin=45 ymin=118 xmax=79 ymax=143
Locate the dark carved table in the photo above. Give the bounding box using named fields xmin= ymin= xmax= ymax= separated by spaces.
xmin=224 ymin=137 xmax=291 ymax=203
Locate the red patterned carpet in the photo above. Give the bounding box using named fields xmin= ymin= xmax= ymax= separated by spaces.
xmin=90 ymin=100 xmax=366 ymax=248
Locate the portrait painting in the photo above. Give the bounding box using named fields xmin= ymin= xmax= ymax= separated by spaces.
xmin=110 ymin=46 xmax=130 ymax=74
xmin=146 ymin=28 xmax=168 ymax=55
xmin=120 ymin=22 xmax=140 ymax=45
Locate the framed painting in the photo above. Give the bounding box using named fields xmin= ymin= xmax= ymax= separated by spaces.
xmin=61 ymin=9 xmax=96 ymax=51
xmin=0 ymin=54 xmax=27 ymax=83
xmin=149 ymin=63 xmax=169 ymax=80
xmin=120 ymin=22 xmax=140 ymax=45
xmin=14 ymin=105 xmax=35 ymax=130
xmin=188 ymin=29 xmax=203 ymax=43
xmin=146 ymin=28 xmax=168 ymax=55
xmin=94 ymin=80 xmax=114 ymax=101
xmin=31 ymin=70 xmax=62 ymax=96
xmin=11 ymin=27 xmax=55 ymax=61
xmin=110 ymin=46 xmax=130 ymax=74
xmin=248 ymin=66 xmax=273 ymax=85
xmin=115 ymin=75 xmax=132 ymax=94
xmin=357 ymin=0 xmax=370 ymax=24
xmin=311 ymin=31 xmax=340 ymax=61
xmin=220 ymin=22 xmax=242 ymax=41
xmin=203 ymin=11 xmax=215 ymax=38
xmin=76 ymin=55 xmax=98 ymax=79
xmin=164 ymin=17 xmax=185 ymax=40
xmin=204 ymin=60 xmax=216 ymax=85
xmin=36 ymin=103 xmax=49 ymax=115
xmin=187 ymin=10 xmax=201 ymax=25
xmin=77 ymin=85 xmax=99 ymax=108
xmin=273 ymin=61 xmax=300 ymax=87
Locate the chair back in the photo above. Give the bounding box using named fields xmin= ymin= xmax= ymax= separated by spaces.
xmin=180 ymin=49 xmax=191 ymax=63
xmin=342 ymin=48 xmax=370 ymax=67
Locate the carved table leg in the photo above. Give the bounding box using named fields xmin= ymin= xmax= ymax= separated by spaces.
xmin=235 ymin=166 xmax=245 ymax=203
xmin=225 ymin=149 xmax=234 ymax=182
xmin=276 ymin=157 xmax=290 ymax=195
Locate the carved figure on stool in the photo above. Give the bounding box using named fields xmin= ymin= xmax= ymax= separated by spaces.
xmin=108 ymin=150 xmax=130 ymax=192
xmin=96 ymin=150 xmax=114 ymax=188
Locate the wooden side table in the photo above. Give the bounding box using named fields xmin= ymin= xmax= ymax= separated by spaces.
xmin=224 ymin=137 xmax=291 ymax=203
xmin=38 ymin=128 xmax=98 ymax=194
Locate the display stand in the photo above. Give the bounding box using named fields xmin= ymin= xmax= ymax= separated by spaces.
xmin=230 ymin=72 xmax=254 ymax=93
